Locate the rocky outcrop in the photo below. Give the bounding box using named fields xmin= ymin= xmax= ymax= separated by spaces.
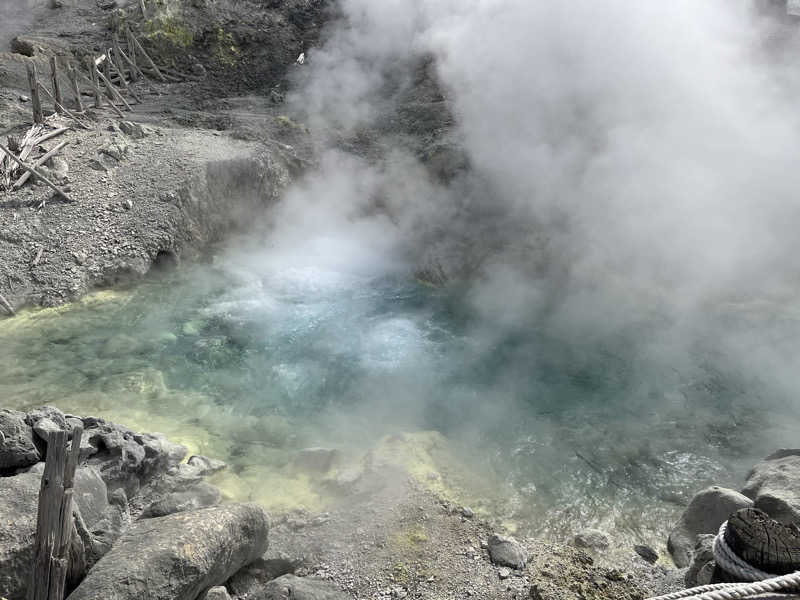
xmin=487 ymin=534 xmax=528 ymax=570
xmin=741 ymin=449 xmax=800 ymax=525
xmin=0 ymin=409 xmax=40 ymax=470
xmin=67 ymin=503 xmax=269 ymax=600
xmin=0 ymin=469 xmax=43 ymax=599
xmin=255 ymin=575 xmax=349 ymax=600
xmin=684 ymin=534 xmax=716 ymax=587
xmin=667 ymin=486 xmax=753 ymax=568
xmin=226 ymin=558 xmax=298 ymax=598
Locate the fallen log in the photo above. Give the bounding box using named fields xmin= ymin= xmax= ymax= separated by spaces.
xmin=0 ymin=141 xmax=75 ymax=203
xmin=32 ymin=127 xmax=68 ymax=146
xmin=77 ymin=70 xmax=124 ymax=118
xmin=12 ymin=140 xmax=68 ymax=190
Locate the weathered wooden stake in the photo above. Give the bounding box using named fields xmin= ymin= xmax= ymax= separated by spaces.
xmin=49 ymin=56 xmax=63 ymax=114
xmin=37 ymin=83 xmax=91 ymax=129
xmin=12 ymin=140 xmax=68 ymax=190
xmin=114 ymin=33 xmax=137 ymax=83
xmin=96 ymin=66 xmax=133 ymax=112
xmin=65 ymin=62 xmax=83 ymax=112
xmin=26 ymin=61 xmax=44 ymax=124
xmin=139 ymin=0 xmax=147 ymax=18
xmin=108 ymin=50 xmax=141 ymax=103
xmin=86 ymin=56 xmax=102 ymax=108
xmin=27 ymin=425 xmax=83 ymax=600
xmin=127 ymin=27 xmax=166 ymax=82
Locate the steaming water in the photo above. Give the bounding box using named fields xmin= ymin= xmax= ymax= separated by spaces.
xmin=2 ymin=252 xmax=799 ymax=552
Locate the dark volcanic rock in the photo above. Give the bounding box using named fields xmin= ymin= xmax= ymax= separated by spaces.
xmin=742 ymin=449 xmax=800 ymax=525
xmin=667 ymin=486 xmax=753 ymax=567
xmin=256 ymin=574 xmax=349 ymax=600
xmin=227 ymin=558 xmax=298 ymax=598
xmin=487 ymin=534 xmax=528 ymax=569
xmin=67 ymin=503 xmax=270 ymax=600
xmin=0 ymin=409 xmax=41 ymax=470
xmin=684 ymin=534 xmax=716 ymax=587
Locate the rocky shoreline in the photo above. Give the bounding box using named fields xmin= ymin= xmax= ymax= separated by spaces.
xmin=5 ymin=406 xmax=797 ymax=600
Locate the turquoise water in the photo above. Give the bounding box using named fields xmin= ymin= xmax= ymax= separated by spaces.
xmin=2 ymin=248 xmax=799 ymax=552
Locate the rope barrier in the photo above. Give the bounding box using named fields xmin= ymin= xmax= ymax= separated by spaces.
xmin=647 ymin=520 xmax=800 ymax=600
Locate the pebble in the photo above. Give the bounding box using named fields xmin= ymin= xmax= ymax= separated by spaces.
xmin=498 ymin=567 xmax=511 ymax=579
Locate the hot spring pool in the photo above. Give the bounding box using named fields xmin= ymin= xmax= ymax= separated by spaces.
xmin=1 ymin=250 xmax=798 ymax=553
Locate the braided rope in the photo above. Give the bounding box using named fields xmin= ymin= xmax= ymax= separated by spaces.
xmin=647 ymin=520 xmax=800 ymax=600
xmin=713 ymin=521 xmax=779 ymax=582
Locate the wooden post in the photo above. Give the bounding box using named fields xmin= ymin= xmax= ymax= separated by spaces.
xmin=65 ymin=61 xmax=83 ymax=112
xmin=712 ymin=508 xmax=800 ymax=582
xmin=26 ymin=61 xmax=44 ymax=124
xmin=139 ymin=0 xmax=147 ymax=18
xmin=96 ymin=66 xmax=133 ymax=112
xmin=107 ymin=50 xmax=141 ymax=103
xmin=87 ymin=56 xmax=102 ymax=108
xmin=127 ymin=27 xmax=166 ymax=82
xmin=113 ymin=33 xmax=136 ymax=82
xmin=38 ymin=83 xmax=91 ymax=129
xmin=27 ymin=425 xmax=83 ymax=600
xmin=49 ymin=56 xmax=63 ymax=114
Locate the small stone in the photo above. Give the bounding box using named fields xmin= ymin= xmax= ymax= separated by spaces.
xmin=487 ymin=534 xmax=528 ymax=569
xmin=118 ymin=121 xmax=147 ymax=139
xmin=498 ymin=567 xmax=511 ymax=580
xmin=19 ymin=95 xmax=30 ymax=103
xmin=634 ymin=544 xmax=659 ymax=564
xmin=573 ymin=528 xmax=610 ymax=551
xmin=121 ymin=199 xmax=133 ymax=210
xmin=191 ymin=63 xmax=206 ymax=77
xmin=201 ymin=587 xmax=231 ymax=600
xmin=460 ymin=506 xmax=474 ymax=519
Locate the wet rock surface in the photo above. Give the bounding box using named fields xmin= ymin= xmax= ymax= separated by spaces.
xmin=742 ymin=449 xmax=800 ymax=525
xmin=667 ymin=486 xmax=753 ymax=567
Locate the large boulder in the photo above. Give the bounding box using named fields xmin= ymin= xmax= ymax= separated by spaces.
xmin=66 ymin=503 xmax=269 ymax=600
xmin=141 ymin=481 xmax=221 ymax=518
xmin=742 ymin=449 xmax=800 ymax=525
xmin=0 ymin=410 xmax=41 ymax=470
xmin=667 ymin=486 xmax=753 ymax=567
xmin=0 ymin=470 xmax=41 ymax=599
xmin=487 ymin=534 xmax=528 ymax=569
xmin=256 ymin=575 xmax=349 ymax=600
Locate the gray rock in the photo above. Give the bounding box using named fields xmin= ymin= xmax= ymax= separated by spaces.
xmin=742 ymin=450 xmax=800 ymax=525
xmin=100 ymin=139 xmax=129 ymax=161
xmin=0 ymin=409 xmax=40 ymax=470
xmin=695 ymin=561 xmax=716 ymax=586
xmin=141 ymin=481 xmax=221 ymax=518
xmin=685 ymin=534 xmax=715 ymax=587
xmin=32 ymin=417 xmax=62 ymax=443
xmin=487 ymin=534 xmax=528 ymax=569
xmin=67 ymin=503 xmax=269 ymax=600
xmin=227 ymin=558 xmax=298 ymax=597
xmin=572 ymin=528 xmax=610 ymax=551
xmin=498 ymin=567 xmax=511 ymax=579
xmin=119 ymin=121 xmax=147 ymax=139
xmin=667 ymin=486 xmax=753 ymax=567
xmin=0 ymin=470 xmax=41 ymax=598
xmin=188 ymin=454 xmax=227 ymax=476
xmin=74 ymin=466 xmax=110 ymax=529
xmin=201 ymin=587 xmax=231 ymax=600
xmin=256 ymin=575 xmax=349 ymax=600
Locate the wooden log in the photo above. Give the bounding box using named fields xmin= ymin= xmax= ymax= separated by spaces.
xmin=0 ymin=141 xmax=75 ymax=203
xmin=726 ymin=508 xmax=800 ymax=574
xmin=77 ymin=70 xmax=124 ymax=118
xmin=127 ymin=28 xmax=166 ymax=82
xmin=125 ymin=27 xmax=138 ymax=72
xmin=12 ymin=140 xmax=68 ymax=190
xmin=95 ymin=66 xmax=133 ymax=112
xmin=87 ymin=56 xmax=102 ymax=108
xmin=65 ymin=62 xmax=83 ymax=112
xmin=27 ymin=426 xmax=82 ymax=600
xmin=26 ymin=62 xmax=44 ymax=124
xmin=139 ymin=0 xmax=147 ymax=18
xmin=107 ymin=51 xmax=141 ymax=103
xmin=0 ymin=293 xmax=15 ymax=316
xmin=37 ymin=83 xmax=91 ymax=129
xmin=32 ymin=127 xmax=68 ymax=147
xmin=49 ymin=56 xmax=63 ymax=114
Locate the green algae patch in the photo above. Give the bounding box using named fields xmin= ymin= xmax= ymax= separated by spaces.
xmin=144 ymin=14 xmax=195 ymax=59
xmin=210 ymin=27 xmax=241 ymax=68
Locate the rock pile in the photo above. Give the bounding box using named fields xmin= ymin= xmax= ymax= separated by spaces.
xmin=666 ymin=448 xmax=800 ymax=585
xmin=0 ymin=407 xmax=345 ymax=600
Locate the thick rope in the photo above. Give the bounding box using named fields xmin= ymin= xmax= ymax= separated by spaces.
xmin=647 ymin=521 xmax=800 ymax=600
